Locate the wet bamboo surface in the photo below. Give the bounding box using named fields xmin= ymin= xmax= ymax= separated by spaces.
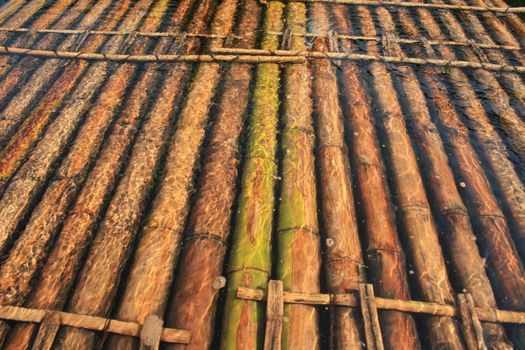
xmin=1 ymin=0 xmax=525 ymax=349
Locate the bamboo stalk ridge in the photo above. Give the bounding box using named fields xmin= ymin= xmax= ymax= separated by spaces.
xmin=0 ymin=0 xmax=130 ymax=194
xmin=486 ymin=0 xmax=525 ymax=46
xmin=101 ymin=0 xmax=240 ymax=347
xmin=165 ymin=0 xmax=262 ymax=348
xmin=219 ymin=2 xmax=283 ymax=348
xmin=1 ymin=0 xmax=208 ymax=347
xmin=309 ymin=3 xmax=366 ymax=349
xmin=0 ymin=1 xmax=32 ymax=25
xmin=0 ymin=0 xmax=115 ymax=141
xmin=342 ymin=4 xmax=466 ymax=348
xmin=0 ymin=0 xmax=176 ymax=348
xmin=378 ymin=5 xmax=514 ymax=349
xmin=275 ymin=2 xmax=321 ymax=348
xmin=330 ymin=4 xmax=421 ymax=349
xmin=51 ymin=1 xmax=221 ymax=348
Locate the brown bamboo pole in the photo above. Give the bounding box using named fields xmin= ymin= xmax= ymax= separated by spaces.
xmin=335 ymin=5 xmax=466 ymax=348
xmin=0 ymin=0 xmax=156 ymax=255
xmin=0 ymin=1 xmax=207 ymax=348
xmin=376 ymin=6 xmax=514 ymax=349
xmin=0 ymin=0 xmax=116 ymax=146
xmin=328 ymin=4 xmax=422 ymax=350
xmin=484 ymin=0 xmax=525 ymax=47
xmin=0 ymin=0 xmax=46 ymax=34
xmin=0 ymin=1 xmax=31 ymax=25
xmin=0 ymin=0 xmax=173 ymax=347
xmin=406 ymin=3 xmax=525 ymax=346
xmin=162 ymin=0 xmax=262 ymax=349
xmin=274 ymin=3 xmax=321 ymax=349
xmin=102 ymin=0 xmax=241 ymax=347
xmin=52 ymin=0 xmax=238 ymax=348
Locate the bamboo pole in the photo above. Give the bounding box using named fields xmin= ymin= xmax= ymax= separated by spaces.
xmin=285 ymin=0 xmax=525 ymax=12
xmin=309 ymin=4 xmax=367 ymax=349
xmin=337 ymin=5 xmax=466 ymax=348
xmin=219 ymin=2 xmax=283 ymax=349
xmin=442 ymin=0 xmax=525 ymax=161
xmin=329 ymin=4 xmax=422 ymax=350
xmin=275 ymin=3 xmax=321 ymax=348
xmin=0 ymin=0 xmax=154 ymax=255
xmin=0 ymin=0 xmax=176 ymax=348
xmin=409 ymin=1 xmax=525 ymax=346
xmin=163 ymin=0 xmax=262 ymax=349
xmin=0 ymin=0 xmax=131 ymax=195
xmin=237 ymin=287 xmax=525 ymax=324
xmin=1 ymin=0 xmax=207 ymax=348
xmin=485 ymin=0 xmax=525 ymax=47
xmin=377 ymin=6 xmax=514 ymax=349
xmin=0 ymin=305 xmax=191 ymax=344
xmin=101 ymin=0 xmax=241 ymax=347
xmin=0 ymin=0 xmax=115 ymax=143
xmin=0 ymin=1 xmax=30 ymax=26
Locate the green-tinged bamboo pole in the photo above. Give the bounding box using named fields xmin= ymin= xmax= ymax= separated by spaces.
xmin=164 ymin=0 xmax=262 ymax=349
xmin=219 ymin=3 xmax=283 ymax=349
xmin=0 ymin=0 xmax=132 ymax=195
xmin=408 ymin=3 xmax=525 ymax=346
xmin=276 ymin=3 xmax=321 ymax=348
xmin=376 ymin=6 xmax=514 ymax=349
xmin=309 ymin=4 xmax=366 ymax=349
xmin=1 ymin=0 xmax=206 ymax=347
xmin=330 ymin=5 xmax=421 ymax=350
xmin=0 ymin=0 xmax=155 ymax=256
xmin=0 ymin=0 xmax=175 ymax=348
xmin=336 ymin=5 xmax=465 ymax=348
xmin=0 ymin=0 xmax=115 ymax=146
xmin=101 ymin=0 xmax=240 ymax=348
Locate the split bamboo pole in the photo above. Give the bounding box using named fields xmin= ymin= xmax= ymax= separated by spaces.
xmin=0 ymin=0 xmax=176 ymax=348
xmin=0 ymin=0 xmax=156 ymax=256
xmin=0 ymin=0 xmax=115 ymax=145
xmin=219 ymin=2 xmax=283 ymax=348
xmin=163 ymin=0 xmax=262 ymax=349
xmin=429 ymin=0 xmax=525 ymax=166
xmin=376 ymin=6 xmax=514 ymax=349
xmin=100 ymin=0 xmax=241 ymax=345
xmin=1 ymin=0 xmax=208 ymax=348
xmin=329 ymin=4 xmax=422 ymax=349
xmin=336 ymin=5 xmax=466 ymax=348
xmin=309 ymin=4 xmax=367 ymax=349
xmin=408 ymin=2 xmax=525 ymax=346
xmin=51 ymin=0 xmax=239 ymax=348
xmin=275 ymin=3 xmax=321 ymax=348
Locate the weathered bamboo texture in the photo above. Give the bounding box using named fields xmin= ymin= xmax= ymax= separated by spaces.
xmin=0 ymin=1 xmax=30 ymax=25
xmin=101 ymin=0 xmax=239 ymax=348
xmin=441 ymin=0 xmax=525 ymax=163
xmin=0 ymin=0 xmax=80 ymax=79
xmin=309 ymin=3 xmax=366 ymax=349
xmin=219 ymin=2 xmax=283 ymax=349
xmin=0 ymin=1 xmax=174 ymax=349
xmin=330 ymin=4 xmax=421 ymax=350
xmin=377 ymin=6 xmax=514 ymax=349
xmin=275 ymin=3 xmax=321 ymax=349
xmin=0 ymin=0 xmax=154 ymax=257
xmin=409 ymin=2 xmax=525 ymax=346
xmin=165 ymin=0 xmax=262 ymax=349
xmin=1 ymin=0 xmax=206 ymax=348
xmin=0 ymin=0 xmax=128 ymax=194
xmin=485 ymin=0 xmax=525 ymax=46
xmin=344 ymin=5 xmax=466 ymax=348
xmin=49 ymin=3 xmax=220 ymax=350
xmin=0 ymin=0 xmax=47 ymax=43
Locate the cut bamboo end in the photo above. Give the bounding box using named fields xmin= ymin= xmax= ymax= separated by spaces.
xmin=0 ymin=305 xmax=191 ymax=344
xmin=236 ymin=285 xmax=525 ymax=324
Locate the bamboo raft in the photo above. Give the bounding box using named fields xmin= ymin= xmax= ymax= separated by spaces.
xmin=1 ymin=0 xmax=525 ymax=348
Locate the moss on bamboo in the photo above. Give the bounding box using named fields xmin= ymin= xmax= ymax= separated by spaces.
xmin=220 ymin=2 xmax=283 ymax=349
